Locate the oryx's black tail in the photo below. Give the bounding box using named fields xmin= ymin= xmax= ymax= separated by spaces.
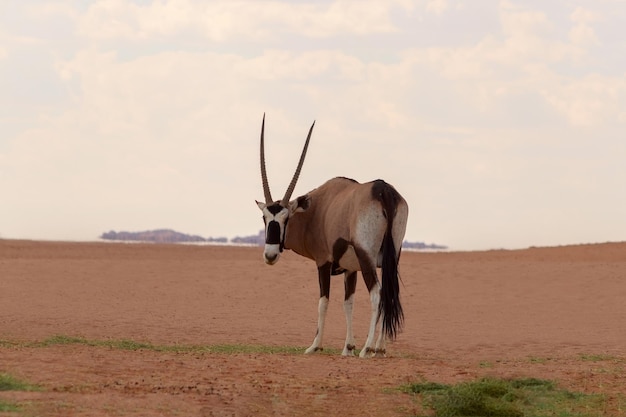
xmin=373 ymin=180 xmax=404 ymax=340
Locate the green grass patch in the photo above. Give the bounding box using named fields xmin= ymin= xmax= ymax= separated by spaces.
xmin=0 ymin=335 xmax=330 ymax=355
xmin=0 ymin=373 xmax=41 ymax=414
xmin=402 ymin=377 xmax=607 ymax=417
xmin=0 ymin=373 xmax=41 ymax=392
xmin=0 ymin=340 xmax=16 ymax=349
xmin=31 ymin=334 xmax=167 ymax=351
xmin=0 ymin=400 xmax=20 ymax=412
xmin=579 ymin=353 xmax=621 ymax=362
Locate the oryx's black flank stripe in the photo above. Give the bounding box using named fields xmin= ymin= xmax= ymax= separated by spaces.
xmin=331 ymin=238 xmax=350 ymax=275
xmin=354 ymin=246 xmax=378 ymax=293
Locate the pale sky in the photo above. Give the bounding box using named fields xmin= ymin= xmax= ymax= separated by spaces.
xmin=1 ymin=0 xmax=625 ymax=250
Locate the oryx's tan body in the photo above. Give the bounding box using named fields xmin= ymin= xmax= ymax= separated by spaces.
xmin=285 ymin=177 xmax=408 ymax=273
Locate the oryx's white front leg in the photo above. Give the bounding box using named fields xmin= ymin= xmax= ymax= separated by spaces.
xmin=342 ymin=293 xmax=356 ymax=356
xmin=305 ymin=296 xmax=329 ymax=354
xmin=359 ymin=283 xmax=381 ymax=358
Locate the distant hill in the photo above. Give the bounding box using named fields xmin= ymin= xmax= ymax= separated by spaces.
xmin=230 ymin=230 xmax=265 ymax=246
xmin=402 ymin=241 xmax=448 ymax=250
xmin=231 ymin=230 xmax=447 ymax=250
xmin=100 ymin=229 xmax=227 ymax=244
xmin=100 ymin=228 xmax=445 ymax=250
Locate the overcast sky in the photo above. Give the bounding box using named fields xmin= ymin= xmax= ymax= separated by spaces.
xmin=1 ymin=0 xmax=625 ymax=250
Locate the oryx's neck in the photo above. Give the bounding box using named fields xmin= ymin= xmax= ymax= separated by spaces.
xmin=283 ymin=208 xmax=315 ymax=261
xmin=283 ymin=177 xmax=358 ymax=264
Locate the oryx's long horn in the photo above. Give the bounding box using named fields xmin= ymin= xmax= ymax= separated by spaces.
xmin=260 ymin=114 xmax=273 ymax=204
xmin=281 ymin=120 xmax=315 ymax=207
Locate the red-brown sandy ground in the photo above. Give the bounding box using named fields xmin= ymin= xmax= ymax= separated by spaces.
xmin=1 ymin=240 xmax=625 ymax=416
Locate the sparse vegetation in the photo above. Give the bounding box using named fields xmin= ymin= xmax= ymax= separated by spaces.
xmin=2 ymin=336 xmax=624 ymax=416
xmin=0 ymin=372 xmax=41 ymax=413
xmin=0 ymin=400 xmax=20 ymax=412
xmin=402 ymin=377 xmax=608 ymax=417
xmin=0 ymin=335 xmax=337 ymax=355
xmin=0 ymin=373 xmax=41 ymax=392
xmin=579 ymin=353 xmax=621 ymax=362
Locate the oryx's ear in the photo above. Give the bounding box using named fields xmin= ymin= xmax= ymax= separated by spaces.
xmin=256 ymin=200 xmax=267 ymax=210
xmin=288 ymin=195 xmax=310 ymax=215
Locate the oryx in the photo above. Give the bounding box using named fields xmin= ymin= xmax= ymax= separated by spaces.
xmin=255 ymin=115 xmax=408 ymax=357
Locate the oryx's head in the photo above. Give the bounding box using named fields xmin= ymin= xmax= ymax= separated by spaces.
xmin=256 ymin=114 xmax=314 ymax=265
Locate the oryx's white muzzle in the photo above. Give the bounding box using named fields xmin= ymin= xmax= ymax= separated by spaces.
xmin=263 ymin=244 xmax=281 ymax=265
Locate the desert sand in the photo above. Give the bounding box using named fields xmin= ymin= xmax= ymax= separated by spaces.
xmin=1 ymin=239 xmax=625 ymax=416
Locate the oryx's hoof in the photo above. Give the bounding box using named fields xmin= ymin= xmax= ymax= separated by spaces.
xmin=373 ymin=348 xmax=386 ymax=358
xmin=342 ymin=344 xmax=356 ymax=356
xmin=359 ymin=347 xmax=386 ymax=358
xmin=305 ymin=346 xmax=323 ymax=354
xmin=359 ymin=346 xmax=374 ymax=358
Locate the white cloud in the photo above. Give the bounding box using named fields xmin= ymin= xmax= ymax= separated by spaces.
xmin=27 ymin=1 xmax=79 ymax=19
xmin=497 ymin=1 xmax=585 ymax=65
xmin=568 ymin=6 xmax=600 ymax=47
xmin=74 ymin=0 xmax=410 ymax=41
xmin=236 ymin=49 xmax=366 ymax=82
xmin=426 ymin=0 xmax=448 ymax=15
xmin=0 ymin=29 xmax=8 ymax=59
xmin=396 ymin=1 xmax=626 ymax=130
xmin=499 ymin=0 xmax=551 ymax=37
xmin=542 ymin=73 xmax=626 ymax=127
xmin=570 ymin=5 xmax=601 ymax=24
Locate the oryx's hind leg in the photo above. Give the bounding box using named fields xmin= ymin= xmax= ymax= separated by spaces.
xmin=355 ymin=248 xmax=381 ymax=358
xmin=342 ymin=271 xmax=358 ymax=356
xmin=305 ymin=263 xmax=331 ymax=354
xmin=374 ymin=329 xmax=387 ymax=357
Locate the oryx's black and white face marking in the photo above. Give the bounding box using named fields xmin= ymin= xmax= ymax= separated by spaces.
xmin=256 ymin=201 xmax=290 ymax=265
xmin=256 ymin=196 xmax=310 ymax=265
